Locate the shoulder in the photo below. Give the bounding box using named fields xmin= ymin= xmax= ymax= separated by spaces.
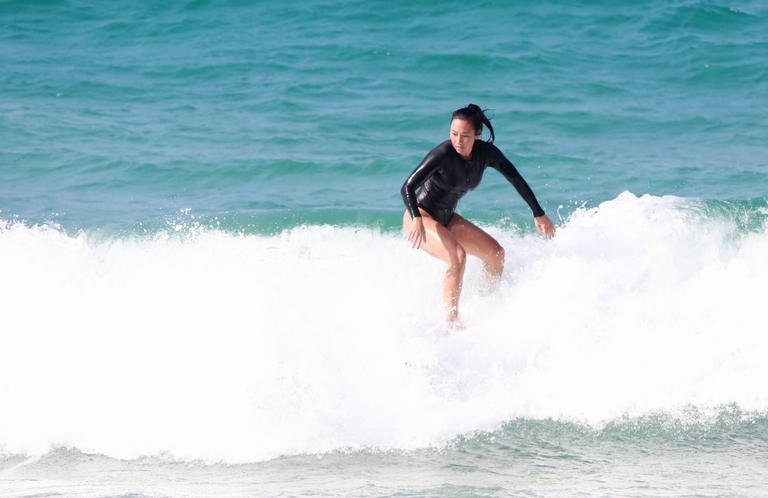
xmin=418 ymin=140 xmax=455 ymax=165
xmin=475 ymin=140 xmax=502 ymax=157
xmin=430 ymin=140 xmax=454 ymax=157
xmin=474 ymin=140 xmax=506 ymax=163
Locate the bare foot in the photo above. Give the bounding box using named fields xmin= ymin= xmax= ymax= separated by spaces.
xmin=446 ymin=309 xmax=465 ymax=331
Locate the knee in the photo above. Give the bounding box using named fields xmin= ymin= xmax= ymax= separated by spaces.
xmin=493 ymin=244 xmax=505 ymax=263
xmin=485 ymin=243 xmax=504 ymax=276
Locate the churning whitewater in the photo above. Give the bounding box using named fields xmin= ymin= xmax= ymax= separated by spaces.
xmin=2 ymin=192 xmax=767 ymax=463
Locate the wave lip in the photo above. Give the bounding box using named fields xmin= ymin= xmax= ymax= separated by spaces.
xmin=1 ymin=192 xmax=767 ymax=463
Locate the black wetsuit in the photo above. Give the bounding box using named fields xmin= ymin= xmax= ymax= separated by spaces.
xmin=400 ymin=140 xmax=545 ymax=227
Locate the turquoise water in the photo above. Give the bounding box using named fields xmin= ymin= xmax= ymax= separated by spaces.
xmin=2 ymin=0 xmax=766 ymax=233
xmin=2 ymin=1 xmax=768 ymax=496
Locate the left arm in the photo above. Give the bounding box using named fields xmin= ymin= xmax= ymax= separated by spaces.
xmin=488 ymin=144 xmax=555 ymax=238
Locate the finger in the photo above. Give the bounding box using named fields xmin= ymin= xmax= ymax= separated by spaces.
xmin=412 ymin=232 xmax=422 ymax=249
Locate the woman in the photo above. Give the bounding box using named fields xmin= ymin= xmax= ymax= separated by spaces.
xmin=401 ymin=104 xmax=556 ymax=325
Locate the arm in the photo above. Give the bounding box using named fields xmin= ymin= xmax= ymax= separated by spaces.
xmin=488 ymin=145 xmax=555 ymax=238
xmin=487 ymin=145 xmax=545 ymax=217
xmin=400 ymin=144 xmax=446 ymax=249
xmin=400 ymin=145 xmax=445 ymax=219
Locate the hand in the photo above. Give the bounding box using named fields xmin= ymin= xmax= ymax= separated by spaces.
xmin=534 ymin=215 xmax=556 ymax=239
xmin=408 ymin=217 xmax=426 ymax=249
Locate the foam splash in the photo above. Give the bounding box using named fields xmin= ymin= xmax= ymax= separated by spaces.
xmin=1 ymin=192 xmax=767 ymax=463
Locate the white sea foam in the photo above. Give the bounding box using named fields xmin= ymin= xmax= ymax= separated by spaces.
xmin=1 ymin=192 xmax=766 ymax=462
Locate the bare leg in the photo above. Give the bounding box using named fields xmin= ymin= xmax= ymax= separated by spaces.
xmin=447 ymin=214 xmax=505 ymax=284
xmin=403 ymin=209 xmax=466 ymax=323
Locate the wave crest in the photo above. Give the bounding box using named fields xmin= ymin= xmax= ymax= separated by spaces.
xmin=1 ymin=192 xmax=767 ymax=462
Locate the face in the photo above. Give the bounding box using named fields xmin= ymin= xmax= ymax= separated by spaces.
xmin=450 ymin=118 xmax=480 ymax=159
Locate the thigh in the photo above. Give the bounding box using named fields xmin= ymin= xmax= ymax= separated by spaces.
xmin=403 ymin=209 xmax=463 ymax=264
xmin=447 ymin=213 xmax=503 ymax=259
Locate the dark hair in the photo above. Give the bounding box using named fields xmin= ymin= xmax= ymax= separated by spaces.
xmin=451 ymin=103 xmax=495 ymax=143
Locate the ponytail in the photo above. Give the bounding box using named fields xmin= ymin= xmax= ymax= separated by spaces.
xmin=451 ymin=103 xmax=495 ymax=143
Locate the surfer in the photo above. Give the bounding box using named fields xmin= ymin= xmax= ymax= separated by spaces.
xmin=401 ymin=104 xmax=555 ymax=325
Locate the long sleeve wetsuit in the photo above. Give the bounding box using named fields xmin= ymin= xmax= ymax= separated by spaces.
xmin=400 ymin=140 xmax=545 ymax=227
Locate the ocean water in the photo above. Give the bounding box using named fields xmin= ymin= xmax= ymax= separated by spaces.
xmin=1 ymin=0 xmax=767 ymax=496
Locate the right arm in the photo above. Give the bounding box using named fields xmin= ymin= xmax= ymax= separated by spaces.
xmin=400 ymin=145 xmax=445 ymax=249
xmin=400 ymin=145 xmax=445 ymax=219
